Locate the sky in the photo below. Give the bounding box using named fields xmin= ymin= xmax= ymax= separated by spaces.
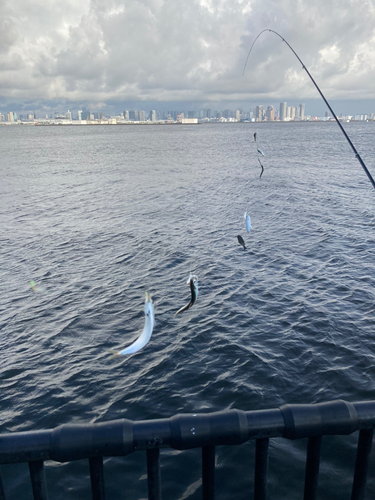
xmin=1 ymin=0 xmax=375 ymax=116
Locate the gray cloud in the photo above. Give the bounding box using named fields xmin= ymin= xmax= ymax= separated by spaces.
xmin=0 ymin=0 xmax=374 ymax=109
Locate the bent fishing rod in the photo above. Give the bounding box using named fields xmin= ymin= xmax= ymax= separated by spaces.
xmin=243 ymin=29 xmax=375 ymax=191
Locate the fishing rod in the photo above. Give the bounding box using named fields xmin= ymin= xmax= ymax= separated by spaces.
xmin=243 ymin=29 xmax=375 ymax=191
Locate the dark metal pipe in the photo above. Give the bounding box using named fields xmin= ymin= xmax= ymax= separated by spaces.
xmin=351 ymin=429 xmax=374 ymax=500
xmin=254 ymin=438 xmax=269 ymax=500
xmin=146 ymin=449 xmax=162 ymax=500
xmin=0 ymin=401 xmax=374 ymax=464
xmin=28 ymin=460 xmax=48 ymax=500
xmin=202 ymin=446 xmax=215 ymax=500
xmin=0 ymin=469 xmax=5 ymax=500
xmin=89 ymin=456 xmax=106 ymax=500
xmin=303 ymin=436 xmax=322 ymax=500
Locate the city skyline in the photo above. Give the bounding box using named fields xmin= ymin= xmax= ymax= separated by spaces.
xmin=1 ymin=100 xmax=374 ymax=124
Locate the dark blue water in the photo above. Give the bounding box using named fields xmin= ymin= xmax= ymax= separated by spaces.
xmin=1 ymin=122 xmax=375 ymax=499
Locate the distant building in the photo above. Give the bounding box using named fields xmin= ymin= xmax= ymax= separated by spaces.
xmin=255 ymin=105 xmax=263 ymax=121
xmin=139 ymin=111 xmax=145 ymax=121
xmin=235 ymin=110 xmax=241 ymax=121
xmin=181 ymin=118 xmax=198 ymax=124
xmin=124 ymin=110 xmax=129 ymax=120
xmin=279 ymin=102 xmax=287 ymax=121
xmin=150 ymin=110 xmax=156 ymax=122
xmin=299 ymin=104 xmax=305 ymax=120
xmin=266 ymin=106 xmax=274 ymax=121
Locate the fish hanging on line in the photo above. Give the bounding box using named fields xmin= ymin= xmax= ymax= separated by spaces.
xmin=254 ymin=132 xmax=257 ymax=143
xmin=258 ymin=158 xmax=264 ymax=179
xmin=237 ymin=235 xmax=246 ymax=250
xmin=244 ymin=212 xmax=252 ymax=232
xmin=108 ymin=292 xmax=155 ymax=356
xmin=257 ymin=148 xmax=265 ymax=157
xmin=30 ymin=280 xmax=44 ymax=292
xmin=175 ymin=273 xmax=198 ymax=315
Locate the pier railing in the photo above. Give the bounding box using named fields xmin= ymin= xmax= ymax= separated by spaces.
xmin=0 ymin=399 xmax=374 ymax=500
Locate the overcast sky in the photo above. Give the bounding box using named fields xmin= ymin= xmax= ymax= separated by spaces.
xmin=1 ymin=0 xmax=375 ymax=115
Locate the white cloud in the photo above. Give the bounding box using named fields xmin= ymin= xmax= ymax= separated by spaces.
xmin=0 ymin=0 xmax=374 ymax=106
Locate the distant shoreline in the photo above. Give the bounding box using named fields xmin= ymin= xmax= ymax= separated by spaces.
xmin=0 ymin=119 xmax=373 ymax=127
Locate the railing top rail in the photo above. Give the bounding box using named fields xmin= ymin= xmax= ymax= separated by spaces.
xmin=1 ymin=400 xmax=375 ymax=464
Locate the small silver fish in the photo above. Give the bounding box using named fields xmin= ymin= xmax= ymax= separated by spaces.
xmin=109 ymin=293 xmax=155 ymax=356
xmin=257 ymin=148 xmax=265 ymax=157
xmin=258 ymin=158 xmax=264 ymax=179
xmin=244 ymin=212 xmax=252 ymax=232
xmin=175 ymin=273 xmax=198 ymax=315
xmin=237 ymin=235 xmax=246 ymax=250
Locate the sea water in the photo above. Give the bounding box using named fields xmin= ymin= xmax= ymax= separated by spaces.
xmin=1 ymin=121 xmax=375 ymax=499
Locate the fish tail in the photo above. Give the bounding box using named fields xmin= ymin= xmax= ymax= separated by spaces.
xmin=107 ymin=349 xmax=120 ymax=359
xmin=175 ymin=302 xmax=193 ymax=316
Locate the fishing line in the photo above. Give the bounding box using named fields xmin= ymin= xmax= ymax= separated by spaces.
xmin=243 ymin=29 xmax=375 ymax=191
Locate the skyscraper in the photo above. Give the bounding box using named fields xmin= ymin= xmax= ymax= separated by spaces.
xmin=255 ymin=105 xmax=263 ymax=121
xmin=266 ymin=106 xmax=275 ymax=121
xmin=299 ymin=104 xmax=305 ymax=120
xmin=150 ymin=110 xmax=156 ymax=122
xmin=280 ymin=102 xmax=287 ymax=121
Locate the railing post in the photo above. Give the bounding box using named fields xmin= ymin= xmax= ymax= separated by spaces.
xmin=0 ymin=469 xmax=5 ymax=500
xmin=28 ymin=460 xmax=48 ymax=500
xmin=303 ymin=436 xmax=321 ymax=500
xmin=351 ymin=429 xmax=373 ymax=500
xmin=146 ymin=449 xmax=161 ymax=500
xmin=89 ymin=457 xmax=106 ymax=500
xmin=254 ymin=438 xmax=269 ymax=500
xmin=202 ymin=446 xmax=215 ymax=500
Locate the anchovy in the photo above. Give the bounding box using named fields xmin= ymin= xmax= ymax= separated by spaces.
xmin=257 ymin=148 xmax=265 ymax=157
xmin=175 ymin=273 xmax=198 ymax=315
xmin=30 ymin=280 xmax=39 ymax=292
xmin=258 ymin=158 xmax=264 ymax=179
xmin=237 ymin=235 xmax=246 ymax=250
xmin=254 ymin=132 xmax=257 ymax=143
xmin=244 ymin=212 xmax=252 ymax=232
xmin=109 ymin=292 xmax=155 ymax=356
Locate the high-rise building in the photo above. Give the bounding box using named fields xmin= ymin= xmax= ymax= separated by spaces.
xmin=139 ymin=111 xmax=145 ymax=121
xmin=129 ymin=111 xmax=136 ymax=121
xmin=255 ymin=105 xmax=263 ymax=121
xmin=77 ymin=110 xmax=82 ymax=120
xmin=7 ymin=112 xmax=14 ymax=122
xmin=280 ymin=102 xmax=287 ymax=121
xmin=150 ymin=110 xmax=156 ymax=122
xmin=235 ymin=110 xmax=241 ymax=121
xmin=266 ymin=106 xmax=275 ymax=121
xmin=299 ymin=104 xmax=305 ymax=120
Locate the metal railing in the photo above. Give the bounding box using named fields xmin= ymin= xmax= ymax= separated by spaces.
xmin=0 ymin=399 xmax=374 ymax=500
